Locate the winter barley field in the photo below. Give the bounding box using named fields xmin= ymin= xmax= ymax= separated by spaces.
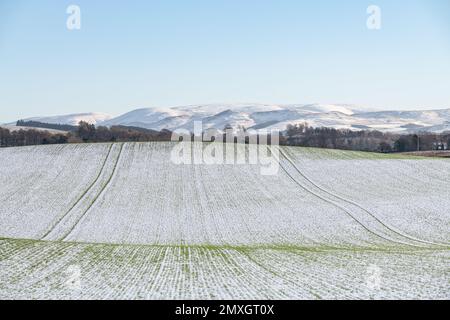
xmin=0 ymin=142 xmax=449 ymax=299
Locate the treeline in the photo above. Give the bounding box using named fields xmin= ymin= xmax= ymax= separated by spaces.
xmin=0 ymin=127 xmax=68 ymax=147
xmin=393 ymin=132 xmax=450 ymax=152
xmin=2 ymin=119 xmax=450 ymax=153
xmin=285 ymin=123 xmax=450 ymax=153
xmin=70 ymin=121 xmax=172 ymax=143
xmin=13 ymin=120 xmax=175 ymax=143
xmin=0 ymin=121 xmax=172 ymax=148
xmin=16 ymin=120 xmax=78 ymax=132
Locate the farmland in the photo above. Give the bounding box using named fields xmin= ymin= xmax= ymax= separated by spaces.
xmin=0 ymin=142 xmax=449 ymax=299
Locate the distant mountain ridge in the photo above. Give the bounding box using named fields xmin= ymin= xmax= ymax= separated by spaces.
xmin=7 ymin=104 xmax=450 ymax=134
xmin=10 ymin=112 xmax=112 ymax=126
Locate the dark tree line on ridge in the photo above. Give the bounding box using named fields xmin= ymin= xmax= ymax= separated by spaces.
xmin=0 ymin=127 xmax=69 ymax=147
xmin=284 ymin=123 xmax=450 ymax=153
xmin=72 ymin=121 xmax=172 ymax=143
xmin=16 ymin=120 xmax=78 ymax=132
xmin=0 ymin=121 xmax=171 ymax=147
xmin=1 ymin=120 xmax=449 ymax=153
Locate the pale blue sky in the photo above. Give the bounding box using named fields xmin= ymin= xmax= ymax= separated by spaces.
xmin=0 ymin=0 xmax=449 ymax=122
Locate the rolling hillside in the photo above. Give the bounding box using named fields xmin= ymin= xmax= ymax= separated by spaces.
xmin=7 ymin=112 xmax=112 ymax=126
xmin=0 ymin=142 xmax=449 ymax=299
xmin=99 ymin=104 xmax=450 ymax=133
xmin=7 ymin=104 xmax=450 ymax=133
xmin=0 ymin=124 xmax=68 ymax=134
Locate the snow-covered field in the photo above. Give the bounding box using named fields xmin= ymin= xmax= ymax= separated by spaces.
xmin=0 ymin=142 xmax=449 ymax=299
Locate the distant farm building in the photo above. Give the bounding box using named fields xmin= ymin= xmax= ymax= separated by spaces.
xmin=432 ymin=142 xmax=448 ymax=151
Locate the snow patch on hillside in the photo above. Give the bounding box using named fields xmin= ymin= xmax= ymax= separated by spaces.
xmin=11 ymin=112 xmax=112 ymax=126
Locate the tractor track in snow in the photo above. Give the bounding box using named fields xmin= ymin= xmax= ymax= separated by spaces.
xmin=280 ymin=147 xmax=450 ymax=247
xmin=41 ymin=143 xmax=124 ymax=242
xmin=271 ymin=146 xmax=448 ymax=248
xmin=40 ymin=143 xmax=115 ymax=240
xmin=60 ymin=143 xmax=125 ymax=241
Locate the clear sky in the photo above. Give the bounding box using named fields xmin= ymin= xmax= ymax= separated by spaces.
xmin=0 ymin=0 xmax=449 ymax=122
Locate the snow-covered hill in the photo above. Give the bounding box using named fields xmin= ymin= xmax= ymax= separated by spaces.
xmin=99 ymin=104 xmax=362 ymax=131
xmin=101 ymin=104 xmax=450 ymax=133
xmin=6 ymin=104 xmax=450 ymax=133
xmin=0 ymin=124 xmax=68 ymax=134
xmin=10 ymin=112 xmax=112 ymax=126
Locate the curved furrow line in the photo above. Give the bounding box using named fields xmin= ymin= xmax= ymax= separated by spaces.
xmin=61 ymin=143 xmax=125 ymax=241
xmin=40 ymin=143 xmax=114 ymax=240
xmin=280 ymin=156 xmax=419 ymax=247
xmin=269 ymin=146 xmax=428 ymax=248
xmin=281 ymin=147 xmax=450 ymax=247
xmin=278 ymin=146 xmax=449 ymax=248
